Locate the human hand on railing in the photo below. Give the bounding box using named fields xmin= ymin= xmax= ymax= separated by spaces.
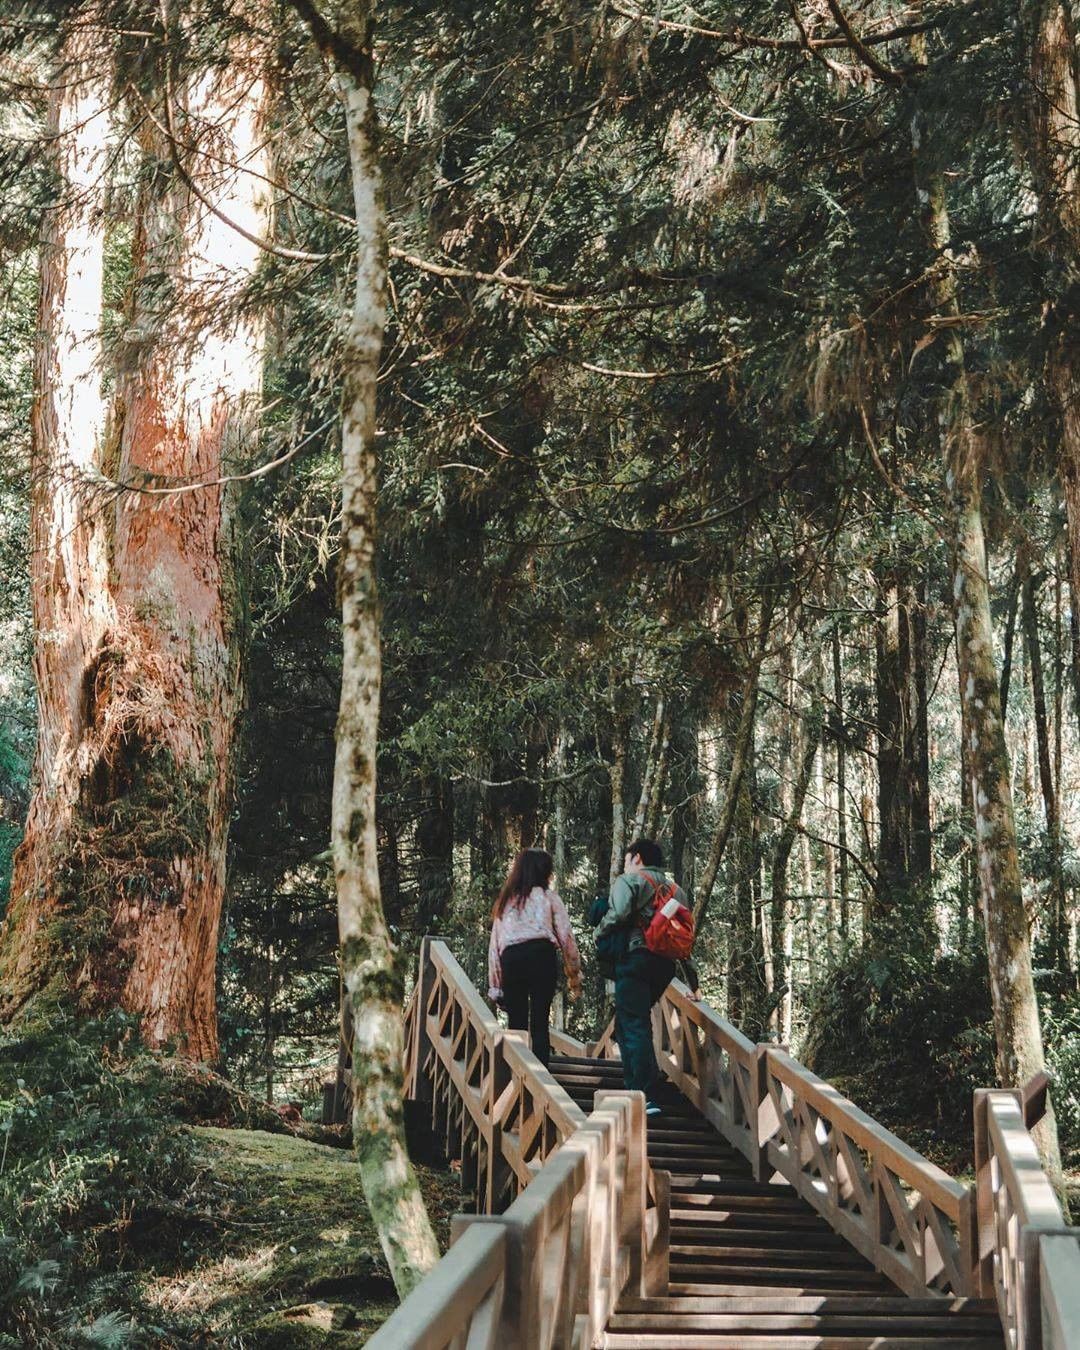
xmin=685 ymin=988 xmax=701 ymax=1001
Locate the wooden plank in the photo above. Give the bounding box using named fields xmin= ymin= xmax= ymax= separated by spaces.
xmin=617 ymin=1297 xmax=1000 ymax=1315
xmin=549 ymin=1027 xmax=588 ymax=1057
xmin=364 ymin=1224 xmax=506 ymax=1350
xmin=606 ymin=1312 xmax=1002 ymax=1332
xmin=766 ymin=1050 xmax=966 ymax=1214
xmin=1040 ymin=1233 xmax=1080 ymax=1349
xmin=600 ymin=1335 xmax=1004 ymax=1349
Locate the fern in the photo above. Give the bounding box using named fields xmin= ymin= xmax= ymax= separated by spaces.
xmin=13 ymin=1260 xmax=60 ymax=1298
xmin=69 ymin=1312 xmax=138 ymax=1348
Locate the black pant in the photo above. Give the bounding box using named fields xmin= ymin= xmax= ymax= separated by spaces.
xmin=614 ymin=947 xmax=675 ymax=1096
xmin=501 ymin=939 xmax=559 ymax=1067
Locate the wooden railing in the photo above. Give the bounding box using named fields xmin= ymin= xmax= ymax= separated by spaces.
xmin=393 ymin=943 xmax=1080 ymax=1348
xmin=406 ymin=937 xmax=585 ymax=1211
xmin=974 ymin=1085 xmax=1080 ymax=1349
xmin=653 ymin=980 xmax=974 ymax=1297
xmin=374 ymin=937 xmax=668 ymax=1350
xmin=650 ymin=980 xmax=1080 ymax=1343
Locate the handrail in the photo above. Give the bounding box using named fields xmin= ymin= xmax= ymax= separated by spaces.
xmin=651 ymin=979 xmax=975 ymax=1298
xmin=760 ymin=1045 xmax=973 ymax=1297
xmin=369 ymin=1088 xmax=667 ymax=1350
xmin=406 ymin=937 xmax=586 ymax=1209
xmin=364 ymin=1223 xmax=506 ymax=1350
xmin=550 ymin=1026 xmax=588 ymax=1057
xmin=974 ymin=1086 xmax=1080 ymax=1349
xmin=383 ymin=936 xmax=668 ymax=1350
xmin=1040 ymin=1235 xmax=1080 ymax=1348
xmin=654 ymin=980 xmax=758 ymax=1167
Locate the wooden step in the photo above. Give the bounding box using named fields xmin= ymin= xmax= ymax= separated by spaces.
xmin=649 ymin=1158 xmax=746 ymax=1173
xmin=667 ymin=1282 xmax=910 ymax=1298
xmin=607 ymin=1312 xmax=1002 ymax=1334
xmin=670 ymin=1246 xmax=880 ymax=1270
xmin=618 ymin=1298 xmax=999 ymax=1316
xmin=670 ymin=1226 xmax=849 ymax=1247
xmin=668 ymin=1265 xmax=892 ymax=1289
xmin=671 ymin=1180 xmax=807 ymax=1200
xmin=647 ymin=1124 xmax=719 ymax=1141
xmin=670 ymin=1209 xmax=832 ymax=1230
xmin=602 ymin=1335 xmax=1003 ymax=1348
xmin=647 ymin=1137 xmax=740 ymax=1153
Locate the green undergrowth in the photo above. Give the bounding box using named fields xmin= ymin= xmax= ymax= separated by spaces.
xmin=0 ymin=1013 xmax=458 ymax=1347
xmin=801 ymin=946 xmax=1080 ymax=1174
xmin=801 ymin=948 xmax=997 ymax=1173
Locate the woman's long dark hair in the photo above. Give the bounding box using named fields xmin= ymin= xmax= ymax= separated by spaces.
xmin=492 ymin=848 xmax=555 ymax=919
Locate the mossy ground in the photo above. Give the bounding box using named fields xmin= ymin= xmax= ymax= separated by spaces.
xmin=0 ymin=1015 xmax=458 ymax=1348
xmin=141 ymin=1127 xmax=459 ymax=1346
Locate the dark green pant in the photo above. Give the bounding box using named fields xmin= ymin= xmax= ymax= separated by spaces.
xmin=614 ymin=948 xmax=675 ymax=1095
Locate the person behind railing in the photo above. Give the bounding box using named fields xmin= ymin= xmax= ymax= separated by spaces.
xmin=592 ymin=837 xmax=698 ymax=1116
xmin=487 ymin=847 xmax=582 ymax=1066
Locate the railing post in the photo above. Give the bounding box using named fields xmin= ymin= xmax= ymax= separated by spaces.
xmin=644 ymin=1167 xmax=671 ymax=1297
xmin=453 ymin=1212 xmax=542 ymax=1350
xmin=598 ymin=1089 xmax=646 ymax=1291
xmin=752 ymin=1044 xmax=775 ymax=1183
xmin=489 ymin=1028 xmax=528 ymax=1209
xmin=411 ymin=935 xmax=439 ymax=1106
xmin=973 ymin=1088 xmax=995 ymax=1299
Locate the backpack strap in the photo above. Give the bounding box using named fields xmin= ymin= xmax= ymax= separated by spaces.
xmin=636 ymin=870 xmax=675 ymax=926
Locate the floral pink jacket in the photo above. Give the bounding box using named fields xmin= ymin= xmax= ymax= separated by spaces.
xmin=487 ymin=886 xmax=582 ymax=1002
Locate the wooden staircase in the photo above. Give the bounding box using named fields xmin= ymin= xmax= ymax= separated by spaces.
xmin=550 ymin=1052 xmax=1003 ymax=1349
xmin=374 ymin=939 xmax=1080 ymax=1350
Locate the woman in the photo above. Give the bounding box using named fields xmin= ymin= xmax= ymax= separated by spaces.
xmin=487 ymin=848 xmax=582 ymax=1066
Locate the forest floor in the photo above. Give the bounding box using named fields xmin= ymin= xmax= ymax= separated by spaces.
xmin=0 ymin=1015 xmax=463 ymax=1348
xmin=139 ymin=1126 xmax=459 ymax=1347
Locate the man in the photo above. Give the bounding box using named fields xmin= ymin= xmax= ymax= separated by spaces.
xmin=592 ymin=837 xmax=698 ymax=1116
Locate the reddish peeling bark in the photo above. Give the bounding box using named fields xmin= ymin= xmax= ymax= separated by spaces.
xmin=0 ymin=14 xmax=115 ymax=1017
xmin=0 ymin=19 xmax=271 ymax=1060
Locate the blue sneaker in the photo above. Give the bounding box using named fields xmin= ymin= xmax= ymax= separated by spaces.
xmin=645 ymin=1100 xmax=662 ymax=1117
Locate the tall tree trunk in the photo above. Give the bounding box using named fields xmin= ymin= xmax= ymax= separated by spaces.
xmin=1022 ymin=564 xmax=1066 ymax=963
xmin=552 ymin=725 xmax=569 ymax=882
xmin=1067 ymin=543 xmax=1080 ymax=727
xmin=297 ymin=0 xmax=439 ymax=1295
xmin=644 ymin=714 xmax=672 ymax=839
xmin=769 ymin=680 xmax=822 ymax=1040
xmin=770 ymin=629 xmax=797 ymax=1038
xmin=818 ymin=746 xmax=837 ymax=968
xmin=727 ymin=732 xmax=768 ymax=1035
xmin=912 ymin=64 xmax=1063 ymax=1181
xmin=594 ymin=761 xmax=613 ymax=893
xmin=873 ymin=572 xmax=933 ymax=947
xmin=1021 ymin=1 xmax=1080 ymax=731
xmin=609 ymin=716 xmax=629 ymax=884
xmin=0 ymin=16 xmax=113 ymax=1020
xmin=1 ymin=15 xmax=269 ymax=1060
xmin=694 ymin=596 xmax=772 ymax=926
xmin=416 ymin=774 xmax=454 ymax=931
xmin=999 ymin=560 xmax=1022 ymax=715
xmin=630 ymin=695 xmax=666 ymax=839
xmin=832 ymin=623 xmax=850 ymax=945
xmin=669 ymin=714 xmax=699 ymax=889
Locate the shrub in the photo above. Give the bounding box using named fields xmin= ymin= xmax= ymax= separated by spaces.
xmin=0 ymin=1012 xmax=194 ymax=1346
xmin=801 ymin=948 xmax=996 ymax=1167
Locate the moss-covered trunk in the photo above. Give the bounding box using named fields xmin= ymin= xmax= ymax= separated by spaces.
xmin=297 ymin=0 xmax=440 ymax=1297
xmin=0 ymin=13 xmax=271 ymax=1061
xmin=911 ymin=53 xmax=1063 ymax=1182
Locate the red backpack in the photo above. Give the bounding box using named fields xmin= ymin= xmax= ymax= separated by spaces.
xmin=638 ymin=872 xmax=696 ymax=961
